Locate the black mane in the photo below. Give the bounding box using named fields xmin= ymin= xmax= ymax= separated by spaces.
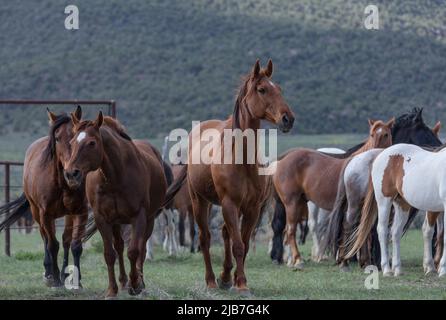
xmin=41 ymin=113 xmax=71 ymax=166
xmin=392 ymin=107 xmax=424 ymax=133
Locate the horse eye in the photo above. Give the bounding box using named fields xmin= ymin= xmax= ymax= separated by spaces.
xmin=258 ymin=87 xmax=266 ymax=94
xmin=88 ymin=141 xmax=96 ymax=147
xmin=55 ymin=137 xmax=60 ymax=143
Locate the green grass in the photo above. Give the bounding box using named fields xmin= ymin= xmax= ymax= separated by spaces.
xmin=0 ymin=229 xmax=445 ymax=300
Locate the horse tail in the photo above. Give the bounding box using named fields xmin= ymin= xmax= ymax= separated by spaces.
xmin=0 ymin=193 xmax=30 ymax=232
xmin=160 ymin=164 xmax=188 ymax=210
xmin=319 ymin=164 xmax=348 ymax=258
xmin=81 ymin=214 xmax=97 ymax=243
xmin=345 ymin=179 xmax=377 ymax=259
xmin=270 ymin=187 xmax=286 ymax=264
xmin=402 ymin=207 xmax=418 ymax=235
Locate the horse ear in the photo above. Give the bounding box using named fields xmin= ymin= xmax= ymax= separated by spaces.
xmin=94 ymin=111 xmax=104 ymax=129
xmin=386 ymin=117 xmax=395 ymax=128
xmin=47 ymin=108 xmax=57 ymax=124
xmin=73 ymin=105 xmax=82 ymax=121
xmin=432 ymin=121 xmax=441 ymax=136
xmin=414 ymin=108 xmax=423 ymax=122
xmin=264 ymin=59 xmax=273 ymax=78
xmin=368 ymin=119 xmax=376 ymax=127
xmin=251 ymin=59 xmax=261 ymax=79
xmin=70 ymin=110 xmax=80 ymax=126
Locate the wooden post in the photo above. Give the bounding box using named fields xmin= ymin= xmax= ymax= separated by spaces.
xmin=4 ymin=163 xmax=10 ymax=256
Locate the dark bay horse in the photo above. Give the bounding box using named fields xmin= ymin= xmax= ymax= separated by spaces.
xmin=63 ymin=112 xmax=167 ymax=298
xmin=164 ymin=59 xmax=295 ymax=295
xmin=0 ymin=106 xmax=88 ymax=287
xmin=172 ymin=164 xmax=197 ymax=253
xmin=322 ymin=108 xmax=443 ymax=269
xmin=272 ymin=118 xmax=394 ymax=268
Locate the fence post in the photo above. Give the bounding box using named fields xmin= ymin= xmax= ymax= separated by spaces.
xmin=4 ymin=163 xmax=10 ymax=256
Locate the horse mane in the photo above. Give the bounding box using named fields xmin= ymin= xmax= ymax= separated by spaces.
xmin=232 ymin=75 xmax=250 ymax=130
xmin=392 ymin=107 xmax=423 ymax=133
xmin=77 ymin=116 xmax=132 ymax=142
xmin=41 ymin=113 xmax=71 ymax=166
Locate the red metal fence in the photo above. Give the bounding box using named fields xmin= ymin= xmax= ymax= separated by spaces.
xmin=0 ymin=100 xmax=117 ymax=256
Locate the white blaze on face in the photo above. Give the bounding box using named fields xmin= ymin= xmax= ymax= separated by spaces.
xmin=268 ymin=80 xmax=276 ymax=88
xmin=77 ymin=131 xmax=87 ymax=143
xmin=376 ymin=128 xmax=383 ymax=134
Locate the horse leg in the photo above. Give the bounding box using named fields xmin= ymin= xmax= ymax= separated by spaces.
xmin=188 ymin=207 xmax=196 ymax=253
xmin=218 ymin=224 xmax=233 ymax=289
xmin=307 ymin=202 xmax=320 ymax=261
xmin=423 ymin=212 xmax=437 ymax=275
xmin=338 ymin=200 xmax=361 ymax=271
xmin=136 ymin=217 xmax=154 ymax=291
xmin=66 ymin=213 xmax=87 ymax=289
xmin=317 ymin=209 xmax=330 ymax=261
xmin=41 ymin=214 xmax=62 ymax=287
xmin=128 ymin=209 xmax=147 ymax=295
xmin=270 ymin=198 xmax=286 ymax=264
xmin=166 ymin=209 xmax=178 ymax=256
xmin=112 ymin=225 xmax=128 ymax=290
xmin=435 ymin=212 xmax=444 ymax=268
xmin=220 ymin=198 xmax=248 ymax=293
xmin=376 ymin=197 xmax=393 ymax=276
xmin=438 ymin=207 xmax=446 ymax=276
xmin=96 ymin=216 xmax=118 ymax=299
xmin=192 ymin=193 xmax=216 ymax=288
xmin=162 ymin=212 xmax=169 ymax=252
xmin=61 ymin=216 xmax=73 ymax=283
xmin=178 ymin=208 xmax=186 ymax=247
xmin=390 ymin=202 xmax=409 ymax=276
xmin=284 ymin=198 xmax=306 ymax=269
xmin=145 ymin=236 xmax=154 ymax=261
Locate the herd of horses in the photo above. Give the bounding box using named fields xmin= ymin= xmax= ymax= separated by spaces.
xmin=0 ymin=59 xmax=445 ymax=298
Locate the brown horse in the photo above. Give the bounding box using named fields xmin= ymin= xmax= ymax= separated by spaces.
xmin=0 ymin=106 xmax=88 ymax=287
xmin=63 ymin=112 xmax=167 ymax=298
xmin=273 ymin=118 xmax=395 ymax=269
xmin=172 ymin=164 xmax=197 ymax=252
xmin=165 ymin=59 xmax=295 ymax=295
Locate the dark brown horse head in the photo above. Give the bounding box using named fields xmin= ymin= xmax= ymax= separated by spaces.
xmin=63 ymin=111 xmax=104 ymax=189
xmin=43 ymin=105 xmax=82 ymax=168
xmin=367 ymin=117 xmax=395 ymax=148
xmin=234 ymin=59 xmax=295 ymax=132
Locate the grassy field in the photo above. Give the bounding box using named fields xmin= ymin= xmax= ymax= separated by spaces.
xmin=0 ymin=229 xmax=445 ymax=300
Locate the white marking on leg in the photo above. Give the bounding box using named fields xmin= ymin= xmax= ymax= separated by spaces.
xmin=391 ymin=202 xmax=409 ymax=276
xmin=422 ymin=215 xmax=436 ymax=274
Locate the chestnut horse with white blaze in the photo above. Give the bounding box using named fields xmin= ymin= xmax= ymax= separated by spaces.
xmin=346 ymin=143 xmax=446 ymax=277
xmin=63 ymin=112 xmax=167 ymax=298
xmin=164 ymin=59 xmax=295 ymax=295
xmin=273 ymin=118 xmax=394 ymax=269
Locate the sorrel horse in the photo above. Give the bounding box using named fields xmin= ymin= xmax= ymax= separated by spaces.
xmin=164 ymin=59 xmax=294 ymax=295
xmin=346 ymin=143 xmax=446 ymax=277
xmin=272 ymin=118 xmax=394 ymax=269
xmin=322 ymin=108 xmax=442 ymax=270
xmin=63 ymin=112 xmax=167 ymax=298
xmin=0 ymin=106 xmax=88 ymax=288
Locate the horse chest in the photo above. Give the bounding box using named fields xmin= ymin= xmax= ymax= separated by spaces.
xmin=95 ymin=188 xmax=140 ymax=222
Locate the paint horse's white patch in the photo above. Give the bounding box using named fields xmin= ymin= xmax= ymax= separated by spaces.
xmin=77 ymin=131 xmax=87 ymax=143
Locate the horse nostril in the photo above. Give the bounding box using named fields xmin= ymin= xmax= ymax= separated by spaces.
xmin=72 ymin=169 xmax=81 ymax=179
xmin=282 ymin=114 xmax=289 ymax=125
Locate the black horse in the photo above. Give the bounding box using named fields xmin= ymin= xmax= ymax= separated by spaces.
xmin=270 ymin=108 xmax=442 ymax=264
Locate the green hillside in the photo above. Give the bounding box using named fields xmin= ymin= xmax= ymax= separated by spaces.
xmin=0 ymin=0 xmax=445 ymax=139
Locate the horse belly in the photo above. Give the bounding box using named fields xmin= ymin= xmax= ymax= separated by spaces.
xmin=188 ymin=163 xmax=220 ymax=205
xmin=401 ymin=162 xmax=443 ymax=212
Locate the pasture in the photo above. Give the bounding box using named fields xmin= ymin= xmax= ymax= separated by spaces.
xmin=0 ymin=229 xmax=445 ymax=300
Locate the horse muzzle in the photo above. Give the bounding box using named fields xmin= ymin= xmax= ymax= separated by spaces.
xmin=279 ymin=113 xmax=295 ymax=133
xmin=63 ymin=169 xmax=83 ymax=189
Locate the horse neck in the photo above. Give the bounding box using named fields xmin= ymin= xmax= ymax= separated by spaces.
xmin=99 ymin=127 xmax=136 ymax=184
xmin=351 ymin=137 xmax=376 ymax=156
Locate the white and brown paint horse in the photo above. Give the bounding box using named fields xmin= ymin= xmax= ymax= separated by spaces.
xmin=322 ymin=110 xmax=442 ymax=270
xmin=346 ymin=143 xmax=446 ymax=276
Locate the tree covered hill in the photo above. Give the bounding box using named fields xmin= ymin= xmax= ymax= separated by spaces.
xmin=0 ymin=0 xmax=446 ymax=138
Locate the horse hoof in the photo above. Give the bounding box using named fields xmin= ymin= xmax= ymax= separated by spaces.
xmin=293 ymin=261 xmax=305 ymax=271
xmin=43 ymin=275 xmax=62 ymax=288
xmin=425 ymin=268 xmax=437 ymax=276
xmin=383 ymin=270 xmax=393 ymax=277
xmin=206 ymin=281 xmax=218 ymax=290
xmin=393 ymin=269 xmax=402 ymax=277
xmin=128 ymin=286 xmax=142 ymax=296
xmin=271 ymin=259 xmax=281 ymax=265
xmin=105 ymin=295 xmax=118 ymax=300
xmin=217 ymin=277 xmax=232 ymax=290
xmin=340 ymin=265 xmax=351 ymax=273
xmin=438 ymin=268 xmax=446 ymax=277
xmin=229 ymin=287 xmax=252 ymax=297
